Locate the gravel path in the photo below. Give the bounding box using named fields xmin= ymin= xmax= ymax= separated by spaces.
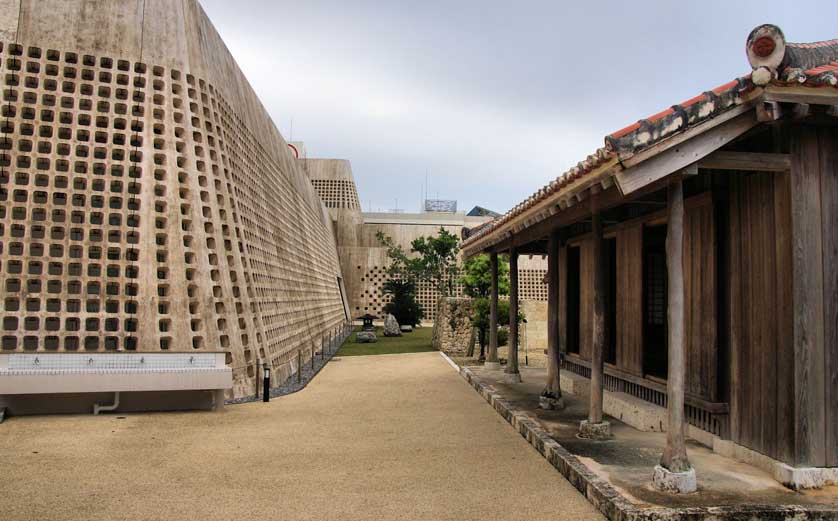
xmin=227 ymin=329 xmax=350 ymax=405
xmin=0 ymin=352 xmax=603 ymax=521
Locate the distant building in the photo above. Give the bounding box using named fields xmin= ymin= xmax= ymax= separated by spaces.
xmin=424 ymin=199 xmax=457 ymax=213
xmin=466 ymin=206 xmax=501 ymax=218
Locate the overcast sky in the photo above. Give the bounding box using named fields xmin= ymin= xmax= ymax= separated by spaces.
xmin=200 ymin=0 xmax=838 ymax=214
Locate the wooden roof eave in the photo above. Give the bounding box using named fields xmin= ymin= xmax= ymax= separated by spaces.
xmin=462 ymin=90 xmax=787 ymax=259
xmin=461 ymin=157 xmax=622 ymax=258
xmin=615 ymin=98 xmax=762 ymax=196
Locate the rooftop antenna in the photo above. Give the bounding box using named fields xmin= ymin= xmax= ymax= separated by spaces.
xmin=425 ymin=169 xmax=430 ymax=212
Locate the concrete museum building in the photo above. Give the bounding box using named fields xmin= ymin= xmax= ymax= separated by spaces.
xmin=0 ymin=0 xmax=549 ymax=414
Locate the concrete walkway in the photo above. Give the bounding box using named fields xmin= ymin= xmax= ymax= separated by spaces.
xmin=0 ymin=352 xmax=603 ymax=521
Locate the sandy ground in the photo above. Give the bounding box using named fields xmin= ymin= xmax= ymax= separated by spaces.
xmin=0 ymin=352 xmax=603 ymax=521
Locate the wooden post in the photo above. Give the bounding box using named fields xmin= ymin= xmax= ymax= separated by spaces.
xmin=505 ymin=247 xmax=521 ymax=382
xmin=486 ymin=252 xmax=500 ymax=369
xmin=541 ymin=230 xmax=563 ymax=407
xmin=662 ymin=178 xmax=692 ymax=473
xmin=589 ymin=205 xmax=605 ymax=425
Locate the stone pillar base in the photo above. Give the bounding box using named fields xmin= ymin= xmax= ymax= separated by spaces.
xmin=652 ymin=464 xmax=697 ymax=494
xmin=483 ymin=361 xmax=501 ymax=371
xmin=578 ymin=420 xmax=611 ymax=440
xmin=538 ymin=396 xmax=564 ymax=410
xmin=503 ymin=371 xmax=522 ymax=384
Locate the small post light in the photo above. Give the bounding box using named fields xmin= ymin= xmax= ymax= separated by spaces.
xmin=262 ymin=364 xmax=271 ymax=403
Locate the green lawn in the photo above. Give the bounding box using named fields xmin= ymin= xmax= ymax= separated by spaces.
xmin=336 ymin=326 xmax=435 ymax=356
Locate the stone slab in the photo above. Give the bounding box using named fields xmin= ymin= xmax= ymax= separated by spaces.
xmin=449 ymin=356 xmax=838 ymax=520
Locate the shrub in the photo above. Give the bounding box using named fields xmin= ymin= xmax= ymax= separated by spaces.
xmin=382 ymin=280 xmax=424 ymax=327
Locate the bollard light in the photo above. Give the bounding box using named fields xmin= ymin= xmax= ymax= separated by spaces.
xmin=262 ymin=365 xmax=271 ymax=403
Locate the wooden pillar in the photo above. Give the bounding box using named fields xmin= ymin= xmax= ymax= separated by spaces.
xmin=505 ymin=247 xmax=521 ymax=381
xmin=662 ymin=178 xmax=691 ymax=473
xmin=544 ymin=230 xmax=562 ymax=398
xmin=589 ymin=205 xmax=605 ymax=425
xmin=486 ymin=252 xmax=500 ymax=368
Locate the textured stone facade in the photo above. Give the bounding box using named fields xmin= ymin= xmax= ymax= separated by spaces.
xmin=432 ymin=297 xmax=474 ymax=357
xmin=0 ymin=0 xmax=348 ymax=398
xmin=302 ymin=157 xmax=549 ymax=323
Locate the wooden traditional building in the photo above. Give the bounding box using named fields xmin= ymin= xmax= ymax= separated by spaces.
xmin=462 ymin=25 xmax=837 ymax=490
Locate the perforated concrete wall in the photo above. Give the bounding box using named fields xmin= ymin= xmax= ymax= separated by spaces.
xmin=0 ymin=0 xmax=348 ymax=398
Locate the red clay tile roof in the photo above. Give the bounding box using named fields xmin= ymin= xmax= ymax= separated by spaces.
xmin=462 ymin=25 xmax=838 ymax=252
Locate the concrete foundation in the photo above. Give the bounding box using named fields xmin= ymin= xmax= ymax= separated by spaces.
xmin=0 ymin=390 xmax=219 ymax=416
xmin=578 ymin=420 xmax=611 ymax=440
xmin=538 ymin=395 xmax=564 ymax=410
xmin=652 ymin=465 xmax=697 ymax=494
xmin=503 ymin=372 xmax=522 ymax=384
xmin=455 ymin=361 xmax=838 ymax=518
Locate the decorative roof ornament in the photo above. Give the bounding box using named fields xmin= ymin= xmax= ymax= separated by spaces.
xmin=747 ymin=24 xmax=838 ymax=86
xmin=747 ymin=25 xmax=786 ymax=86
xmin=462 ymin=24 xmax=838 ymax=252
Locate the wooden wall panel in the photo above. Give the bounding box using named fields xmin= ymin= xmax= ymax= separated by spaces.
xmin=818 ymin=127 xmax=838 ymax=467
xmin=684 ymin=195 xmax=717 ymax=401
xmin=728 ymin=171 xmax=795 ymax=464
xmin=790 ymin=126 xmax=827 ymax=467
xmin=774 ymin=170 xmax=795 ymax=465
xmin=616 ymin=223 xmax=643 ymax=375
xmin=579 ymin=238 xmax=593 ymax=361
xmin=558 ymin=245 xmax=567 ymax=356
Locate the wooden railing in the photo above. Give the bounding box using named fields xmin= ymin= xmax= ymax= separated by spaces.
xmin=561 ymin=355 xmax=729 ymax=437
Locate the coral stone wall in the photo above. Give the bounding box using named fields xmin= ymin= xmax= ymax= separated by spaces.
xmin=432 ymin=297 xmax=475 ymax=357
xmin=0 ymin=0 xmax=348 ymax=397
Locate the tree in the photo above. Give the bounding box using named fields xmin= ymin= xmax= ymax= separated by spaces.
xmin=460 ymin=254 xmax=522 ymax=360
xmin=376 ymin=227 xmax=461 ymax=297
xmin=382 ymin=280 xmax=424 ymax=327
xmin=460 ymin=253 xmax=509 ymax=299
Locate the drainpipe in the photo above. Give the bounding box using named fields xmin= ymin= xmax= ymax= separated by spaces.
xmin=93 ymin=392 xmax=120 ymax=415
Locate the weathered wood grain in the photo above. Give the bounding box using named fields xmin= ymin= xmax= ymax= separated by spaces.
xmin=662 ymin=179 xmax=690 ymax=472
xmin=818 ymin=127 xmax=838 ymax=466
xmin=546 ymin=232 xmax=561 ymax=395
xmin=487 ymin=252 xmax=499 ymax=364
xmin=790 ymin=126 xmax=826 ymax=467
xmin=507 ymin=248 xmax=520 ymax=376
xmin=616 ymin=223 xmax=644 ymax=376
xmin=616 ymin=110 xmax=759 ymax=195
xmin=590 ymin=208 xmax=605 ymax=424
xmin=698 ymin=151 xmax=791 ymax=172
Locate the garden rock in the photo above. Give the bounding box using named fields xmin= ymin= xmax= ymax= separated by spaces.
xmin=383 ymin=314 xmax=401 ymax=337
xmin=400 ymin=325 xmax=413 ymax=333
xmin=356 ymin=331 xmax=377 ymax=343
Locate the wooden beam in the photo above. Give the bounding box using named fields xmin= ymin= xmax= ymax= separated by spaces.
xmin=661 ymin=178 xmax=692 ymax=473
xmin=589 ymin=198 xmax=605 ymax=424
xmin=615 ymin=110 xmax=759 ymax=195
xmin=764 ymin=85 xmax=838 ymax=107
xmin=545 ymin=231 xmax=562 ymax=399
xmin=697 ymin=150 xmax=792 ymax=172
xmin=505 ymin=248 xmax=520 ymax=379
xmin=790 ymin=126 xmax=827 ymax=466
xmin=487 ymin=252 xmax=500 ymax=366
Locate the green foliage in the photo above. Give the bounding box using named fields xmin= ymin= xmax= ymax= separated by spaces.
xmin=497 ymin=327 xmax=509 ymax=347
xmin=461 ymin=254 xmax=520 ymax=354
xmin=381 ymin=280 xmax=424 ymax=327
xmin=460 ymin=253 xmax=509 ymax=299
xmin=375 ymin=227 xmax=461 ymax=297
xmin=470 ymin=297 xmax=524 ymax=352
